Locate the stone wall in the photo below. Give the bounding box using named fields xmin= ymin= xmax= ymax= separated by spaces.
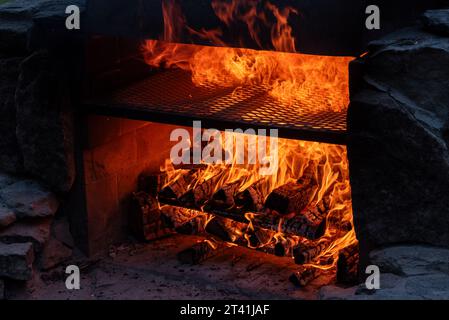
xmin=0 ymin=0 xmax=84 ymax=193
xmin=348 ymin=10 xmax=449 ymax=265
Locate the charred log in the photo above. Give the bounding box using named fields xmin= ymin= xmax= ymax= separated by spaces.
xmin=160 ymin=205 xmax=208 ymax=236
xmin=250 ymin=196 xmax=330 ymax=239
xmin=179 ymin=173 xmax=223 ymax=207
xmin=265 ymin=176 xmax=315 ymax=215
xmin=274 ymin=237 xmax=298 ymax=257
xmin=130 ymin=191 xmax=173 ymax=241
xmin=158 ymin=169 xmax=197 ymax=203
xmin=205 ymin=217 xmax=234 ymax=242
xmin=293 ymin=240 xmax=331 ymax=264
xmin=177 ymin=239 xmax=228 ymax=265
xmin=336 ymin=242 xmax=360 ymax=285
xmin=289 ymin=266 xmax=319 ymax=287
xmin=211 ymin=178 xmax=245 ymax=209
xmin=234 ymin=179 xmax=266 ymax=212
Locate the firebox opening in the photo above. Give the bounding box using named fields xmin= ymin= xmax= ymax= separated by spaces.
xmin=82 ymin=3 xmax=358 ymax=287
xmin=81 ymin=115 xmax=358 ymax=288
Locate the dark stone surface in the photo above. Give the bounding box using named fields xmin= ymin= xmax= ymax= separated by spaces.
xmin=348 ymin=27 xmax=449 ymax=258
xmin=320 ymin=245 xmax=449 ymax=300
xmin=0 ymin=242 xmax=34 ymax=281
xmin=15 ymin=51 xmax=75 ymax=193
xmin=422 ymin=9 xmax=449 ymax=36
xmin=0 ymin=217 xmax=51 ymax=252
xmin=0 ymin=57 xmax=23 ymax=173
xmin=0 ymin=205 xmax=16 ymax=228
xmin=0 ymin=179 xmax=59 ymax=219
xmin=370 ymin=245 xmax=449 ymax=276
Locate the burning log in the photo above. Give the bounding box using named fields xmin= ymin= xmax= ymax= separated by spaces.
xmin=289 ymin=266 xmax=319 ymax=287
xmin=177 ymin=239 xmax=228 ymax=265
xmin=179 ymin=173 xmax=223 ymax=207
xmin=129 ymin=191 xmax=173 ymax=241
xmin=211 ymin=178 xmax=245 ymax=208
xmin=158 ymin=169 xmax=197 ymax=203
xmin=160 ymin=205 xmax=208 ymax=235
xmin=265 ymin=175 xmax=316 ymax=215
xmin=293 ymin=240 xmax=331 ymax=264
xmin=274 ymin=237 xmax=298 ymax=257
xmin=336 ymin=242 xmax=360 ymax=285
xmin=234 ymin=179 xmax=266 ymax=212
xmin=250 ymin=196 xmax=330 ymax=239
xmin=203 ymin=215 xmax=288 ymax=258
xmin=205 ymin=217 xmax=233 ymax=242
xmin=250 ymin=228 xmax=274 ymax=247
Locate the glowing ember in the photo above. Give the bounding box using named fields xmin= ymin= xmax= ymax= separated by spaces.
xmin=142 ymin=0 xmax=352 ymax=112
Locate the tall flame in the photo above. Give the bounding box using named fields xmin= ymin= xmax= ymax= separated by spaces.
xmin=160 ymin=133 xmax=357 ymax=269
xmin=142 ymin=0 xmax=352 ymax=111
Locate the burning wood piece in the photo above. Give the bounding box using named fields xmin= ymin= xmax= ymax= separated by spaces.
xmin=180 ymin=173 xmax=223 ymax=207
xmin=289 ymin=266 xmax=319 ymax=287
xmin=211 ymin=178 xmax=245 ymax=208
xmin=293 ymin=240 xmax=331 ymax=264
xmin=336 ymin=242 xmax=360 ymax=285
xmin=177 ymin=239 xmax=228 ymax=265
xmin=205 ymin=217 xmax=234 ymax=242
xmin=265 ymin=176 xmax=315 ymax=215
xmin=159 ymin=169 xmax=197 ymax=202
xmin=130 ymin=191 xmax=172 ymax=241
xmin=248 ymin=228 xmax=274 ymax=248
xmin=203 ymin=215 xmax=283 ymax=257
xmin=249 ymin=196 xmax=330 ymax=239
xmin=160 ymin=205 xmax=206 ymax=235
xmin=327 ymin=212 xmax=353 ymax=237
xmin=205 ymin=217 xmax=246 ymax=243
xmin=273 ymin=237 xmax=298 ymax=257
xmin=234 ymin=179 xmax=266 ymax=212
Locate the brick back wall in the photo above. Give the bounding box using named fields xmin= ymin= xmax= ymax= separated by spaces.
xmin=81 ymin=115 xmax=190 ymax=256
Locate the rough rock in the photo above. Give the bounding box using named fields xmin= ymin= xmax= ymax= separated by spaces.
xmin=40 ymin=237 xmax=72 ymax=270
xmin=0 ymin=180 xmax=59 ymax=218
xmin=0 ymin=0 xmax=86 ymax=53
xmin=321 ymin=246 xmax=449 ymax=300
xmin=15 ymin=51 xmax=75 ymax=193
xmin=422 ymin=9 xmax=449 ymax=36
xmin=348 ymin=28 xmax=449 ymax=253
xmin=0 ymin=205 xmax=16 ymax=228
xmin=370 ymin=245 xmax=449 ymax=276
xmin=0 ymin=242 xmax=34 ymax=280
xmin=0 ymin=57 xmax=23 ymax=172
xmin=0 ymin=218 xmax=51 ymax=251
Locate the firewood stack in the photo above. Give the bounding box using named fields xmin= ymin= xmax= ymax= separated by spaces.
xmin=129 ymin=164 xmax=358 ymax=288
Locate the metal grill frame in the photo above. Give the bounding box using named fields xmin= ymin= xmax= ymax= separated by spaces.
xmin=84 ymin=69 xmax=348 ymax=145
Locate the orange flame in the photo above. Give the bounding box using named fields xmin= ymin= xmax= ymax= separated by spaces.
xmin=147 ymin=0 xmax=357 ymax=269
xmin=160 ymin=133 xmax=357 ymax=269
xmin=142 ymin=0 xmax=352 ymax=111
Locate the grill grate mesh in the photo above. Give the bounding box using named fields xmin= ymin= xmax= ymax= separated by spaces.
xmin=86 ymin=69 xmax=347 ymax=143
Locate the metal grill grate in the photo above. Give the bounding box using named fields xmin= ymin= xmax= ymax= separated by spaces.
xmin=85 ymin=69 xmax=348 ymax=144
